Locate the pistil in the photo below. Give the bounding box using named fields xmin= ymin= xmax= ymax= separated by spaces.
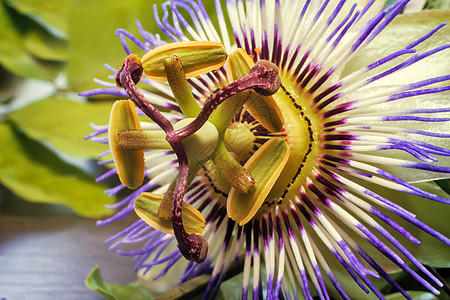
xmin=116 ymin=54 xmax=174 ymax=133
xmin=166 ymin=61 xmax=281 ymax=143
xmin=115 ymin=54 xmax=281 ymax=263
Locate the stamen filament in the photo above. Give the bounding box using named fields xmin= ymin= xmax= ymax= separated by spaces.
xmin=118 ymin=129 xmax=171 ymax=150
xmin=164 ymin=55 xmax=201 ymax=118
xmin=212 ymin=140 xmax=255 ymax=194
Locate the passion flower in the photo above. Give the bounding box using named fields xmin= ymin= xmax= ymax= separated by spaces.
xmin=82 ymin=0 xmax=450 ymax=299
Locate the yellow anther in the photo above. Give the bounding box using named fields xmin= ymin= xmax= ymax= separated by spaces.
xmin=108 ymin=100 xmax=145 ymax=189
xmin=135 ymin=193 xmax=205 ymax=235
xmin=227 ymin=138 xmax=290 ymax=225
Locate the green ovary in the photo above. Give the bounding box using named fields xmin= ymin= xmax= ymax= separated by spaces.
xmin=223 ymin=122 xmax=256 ymax=161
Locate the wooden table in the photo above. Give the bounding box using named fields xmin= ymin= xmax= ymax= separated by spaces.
xmin=0 ymin=214 xmax=139 ymax=300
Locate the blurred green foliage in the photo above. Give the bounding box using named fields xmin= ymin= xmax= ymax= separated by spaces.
xmin=0 ymin=122 xmax=113 ymax=216
xmin=0 ymin=0 xmax=167 ymax=217
xmin=86 ymin=265 xmax=158 ymax=300
xmin=425 ymin=0 xmax=450 ymax=9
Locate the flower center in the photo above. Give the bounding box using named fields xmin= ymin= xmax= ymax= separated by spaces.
xmin=216 ymin=76 xmax=321 ymax=212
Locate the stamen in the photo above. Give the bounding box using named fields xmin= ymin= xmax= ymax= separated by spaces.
xmin=108 ymin=100 xmax=145 ymax=189
xmin=141 ymin=41 xmax=227 ymax=82
xmin=212 ymin=141 xmax=255 ymax=194
xmin=227 ymin=138 xmax=290 ymax=225
xmin=134 ymin=192 xmax=205 ymax=235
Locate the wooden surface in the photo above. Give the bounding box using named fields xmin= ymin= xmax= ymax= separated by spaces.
xmin=0 ymin=214 xmax=139 ymax=300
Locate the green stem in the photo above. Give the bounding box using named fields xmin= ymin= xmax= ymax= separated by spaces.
xmin=210 ymin=89 xmax=251 ymax=134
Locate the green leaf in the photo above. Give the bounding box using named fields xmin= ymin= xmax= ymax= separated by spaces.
xmin=435 ymin=179 xmax=450 ymax=196
xmin=383 ymin=0 xmax=398 ymax=10
xmin=6 ymin=0 xmax=75 ymax=35
xmin=425 ymin=0 xmax=450 ymax=10
xmin=153 ymin=272 xmax=246 ymax=300
xmin=403 ymin=181 xmax=450 ymax=267
xmin=66 ymin=0 xmax=166 ymax=92
xmin=153 ymin=274 xmax=211 ymax=300
xmin=214 ymin=273 xmax=246 ymax=300
xmin=0 ymin=122 xmax=113 ymax=217
xmin=0 ymin=66 xmax=20 ymax=103
xmin=0 ymin=2 xmax=64 ymax=80
xmin=4 ymin=1 xmax=69 ymax=62
xmin=24 ymin=25 xmax=68 ymax=61
xmin=385 ymin=291 xmax=439 ymax=300
xmin=86 ymin=265 xmax=157 ymax=300
xmin=9 ymin=96 xmax=111 ymax=158
xmin=342 ymin=10 xmax=450 ymax=86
